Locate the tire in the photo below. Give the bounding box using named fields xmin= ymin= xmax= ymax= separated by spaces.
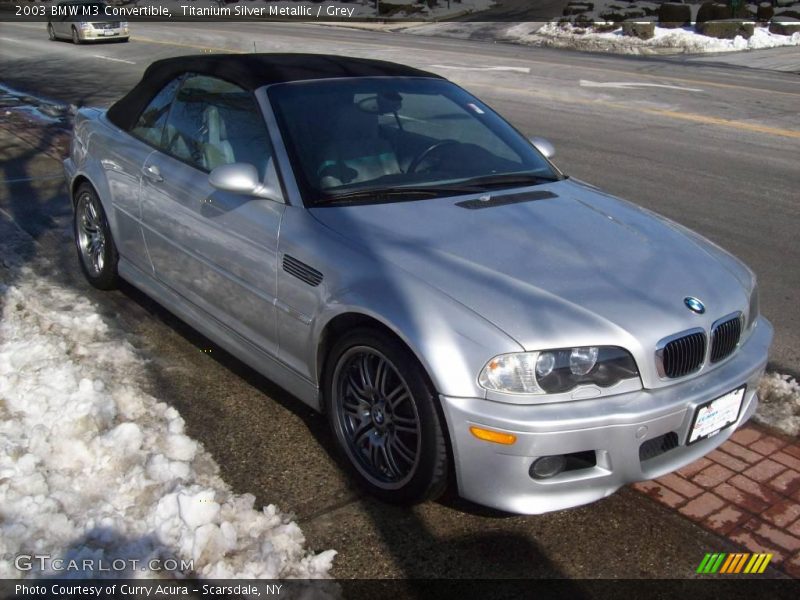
xmin=47 ymin=24 xmax=56 ymax=41
xmin=73 ymin=183 xmax=119 ymax=290
xmin=324 ymin=328 xmax=449 ymax=505
xmin=71 ymin=26 xmax=82 ymax=44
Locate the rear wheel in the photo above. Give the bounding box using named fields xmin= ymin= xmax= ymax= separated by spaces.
xmin=73 ymin=183 xmax=119 ymax=290
xmin=47 ymin=24 xmax=56 ymax=41
xmin=324 ymin=328 xmax=448 ymax=504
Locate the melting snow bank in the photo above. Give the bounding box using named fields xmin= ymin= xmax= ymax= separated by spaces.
xmin=404 ymin=21 xmax=800 ymax=55
xmin=0 ymin=231 xmax=335 ymax=578
xmin=756 ymin=372 xmax=800 ymax=437
xmin=503 ymin=22 xmax=800 ymax=55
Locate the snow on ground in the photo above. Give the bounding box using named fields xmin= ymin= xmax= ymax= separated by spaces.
xmin=0 ymin=226 xmax=335 ymax=579
xmin=405 ymin=21 xmax=800 ymax=55
xmin=521 ymin=21 xmax=800 ymax=54
xmin=756 ymin=372 xmax=800 ymax=437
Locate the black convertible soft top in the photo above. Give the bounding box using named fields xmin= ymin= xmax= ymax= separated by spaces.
xmin=106 ymin=53 xmax=443 ymax=131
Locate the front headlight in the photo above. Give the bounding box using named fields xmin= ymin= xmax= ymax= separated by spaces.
xmin=746 ymin=282 xmax=759 ymax=330
xmin=79 ymin=22 xmax=91 ymax=30
xmin=479 ymin=346 xmax=639 ymax=395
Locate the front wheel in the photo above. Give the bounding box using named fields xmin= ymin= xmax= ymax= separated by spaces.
xmin=71 ymin=27 xmax=82 ymax=45
xmin=73 ymin=183 xmax=119 ymax=290
xmin=324 ymin=329 xmax=449 ymax=504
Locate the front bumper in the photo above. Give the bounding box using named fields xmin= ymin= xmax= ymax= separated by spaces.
xmin=79 ymin=27 xmax=128 ymax=41
xmin=440 ymin=317 xmax=773 ymax=514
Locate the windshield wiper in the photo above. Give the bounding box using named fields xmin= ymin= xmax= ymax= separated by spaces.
xmin=456 ymin=173 xmax=560 ymax=190
xmin=314 ymin=185 xmax=478 ymax=206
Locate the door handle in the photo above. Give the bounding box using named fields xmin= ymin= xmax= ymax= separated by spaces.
xmin=142 ymin=164 xmax=163 ymax=183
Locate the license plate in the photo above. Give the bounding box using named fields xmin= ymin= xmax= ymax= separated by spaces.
xmin=688 ymin=386 xmax=745 ymax=445
xmin=104 ymin=30 xmax=117 ymax=36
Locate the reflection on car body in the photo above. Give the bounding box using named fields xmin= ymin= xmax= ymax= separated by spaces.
xmin=63 ymin=54 xmax=772 ymax=514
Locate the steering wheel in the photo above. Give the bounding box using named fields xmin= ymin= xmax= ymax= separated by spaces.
xmin=406 ymin=140 xmax=461 ymax=173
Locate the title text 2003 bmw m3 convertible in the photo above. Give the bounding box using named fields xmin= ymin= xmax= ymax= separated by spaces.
xmin=64 ymin=54 xmax=772 ymax=514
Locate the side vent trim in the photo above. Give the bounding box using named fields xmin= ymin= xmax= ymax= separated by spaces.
xmin=283 ymin=255 xmax=323 ymax=287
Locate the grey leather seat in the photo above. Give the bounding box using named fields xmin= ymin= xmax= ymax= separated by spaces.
xmin=317 ymin=104 xmax=400 ymax=190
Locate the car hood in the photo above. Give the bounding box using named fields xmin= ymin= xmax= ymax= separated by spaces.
xmin=310 ymin=179 xmax=751 ymax=382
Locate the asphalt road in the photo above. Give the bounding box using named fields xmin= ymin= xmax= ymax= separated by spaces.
xmin=0 ymin=21 xmax=798 ymax=579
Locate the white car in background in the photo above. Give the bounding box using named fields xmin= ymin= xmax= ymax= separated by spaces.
xmin=47 ymin=0 xmax=129 ymax=44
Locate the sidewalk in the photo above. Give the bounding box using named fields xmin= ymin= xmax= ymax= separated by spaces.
xmin=635 ymin=422 xmax=800 ymax=577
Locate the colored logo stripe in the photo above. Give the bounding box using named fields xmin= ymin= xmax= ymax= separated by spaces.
xmin=697 ymin=553 xmax=772 ymax=574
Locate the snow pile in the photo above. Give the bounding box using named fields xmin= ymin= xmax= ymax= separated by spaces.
xmin=755 ymin=372 xmax=800 ymax=437
xmin=507 ymin=21 xmax=800 ymax=55
xmin=0 ymin=252 xmax=335 ymax=578
xmin=503 ymin=23 xmax=800 ymax=54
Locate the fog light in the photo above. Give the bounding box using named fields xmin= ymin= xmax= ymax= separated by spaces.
xmin=529 ymin=455 xmax=567 ymax=479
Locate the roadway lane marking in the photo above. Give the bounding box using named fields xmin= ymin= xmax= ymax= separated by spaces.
xmin=580 ymin=80 xmax=703 ymax=93
xmin=131 ymin=35 xmax=243 ymax=54
xmin=92 ymin=55 xmax=136 ymax=65
xmin=467 ymin=82 xmax=800 ymax=140
xmin=431 ymin=64 xmax=531 ymax=74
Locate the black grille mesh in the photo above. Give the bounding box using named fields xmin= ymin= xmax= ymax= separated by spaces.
xmin=711 ymin=316 xmax=741 ymax=363
xmin=662 ymin=331 xmax=706 ymax=378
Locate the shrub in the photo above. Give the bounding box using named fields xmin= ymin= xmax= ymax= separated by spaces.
xmin=697 ymin=18 xmax=755 ymax=38
xmin=658 ymin=2 xmax=692 ymax=27
xmin=756 ymin=2 xmax=774 ymax=21
xmin=622 ymin=17 xmax=656 ymax=38
xmin=769 ymin=15 xmax=800 ymax=33
xmin=600 ymin=11 xmax=627 ymax=21
xmin=696 ymin=1 xmax=718 ymax=24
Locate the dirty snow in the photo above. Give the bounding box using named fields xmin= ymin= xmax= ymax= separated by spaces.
xmin=0 ymin=228 xmax=335 ymax=579
xmin=504 ymin=21 xmax=800 ymax=55
xmin=756 ymin=372 xmax=800 ymax=437
xmin=404 ymin=21 xmax=800 ymax=55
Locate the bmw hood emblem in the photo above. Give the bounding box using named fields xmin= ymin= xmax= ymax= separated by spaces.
xmin=684 ymin=297 xmax=706 ymax=314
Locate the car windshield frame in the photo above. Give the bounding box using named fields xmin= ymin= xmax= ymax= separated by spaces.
xmin=265 ymin=76 xmax=562 ymax=208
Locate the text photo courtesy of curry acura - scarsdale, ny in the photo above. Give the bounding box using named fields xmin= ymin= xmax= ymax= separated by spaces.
xmin=0 ymin=0 xmax=799 ymax=598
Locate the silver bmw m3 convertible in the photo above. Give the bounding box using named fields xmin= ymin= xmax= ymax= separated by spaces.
xmin=64 ymin=54 xmax=773 ymax=514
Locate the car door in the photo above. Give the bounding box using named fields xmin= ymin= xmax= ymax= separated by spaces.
xmin=139 ymin=74 xmax=283 ymax=356
xmin=53 ymin=2 xmax=70 ymax=37
xmin=103 ymin=76 xmax=181 ymax=273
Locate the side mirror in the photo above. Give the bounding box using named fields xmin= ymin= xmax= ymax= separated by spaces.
xmin=208 ymin=163 xmax=280 ymax=201
xmin=529 ymin=137 xmax=555 ymax=159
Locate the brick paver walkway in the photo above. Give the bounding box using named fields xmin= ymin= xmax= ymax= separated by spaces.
xmin=634 ymin=423 xmax=800 ymax=578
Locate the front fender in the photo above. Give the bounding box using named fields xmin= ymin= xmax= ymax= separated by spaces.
xmin=65 ymin=131 xmax=119 ymax=244
xmin=316 ymin=273 xmax=524 ymax=399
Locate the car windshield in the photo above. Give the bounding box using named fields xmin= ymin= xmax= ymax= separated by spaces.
xmin=267 ymin=78 xmax=560 ymax=207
